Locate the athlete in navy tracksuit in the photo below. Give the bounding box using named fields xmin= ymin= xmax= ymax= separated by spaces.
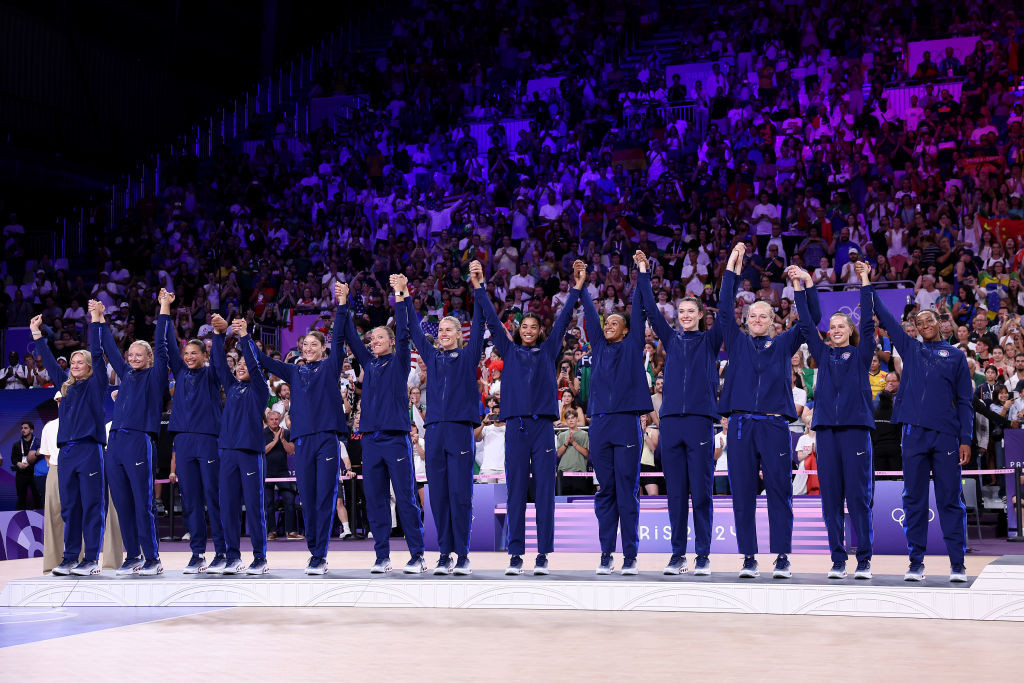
xmin=874 ymin=292 xmax=973 ymax=582
xmin=161 ymin=292 xmax=226 ymax=574
xmin=475 ymin=265 xmax=582 ymax=575
xmin=634 ymin=254 xmax=722 ymax=576
xmin=792 ymin=264 xmax=876 ymax=580
xmin=99 ymin=302 xmax=168 ymax=576
xmin=579 ymin=261 xmax=653 ymax=576
xmin=31 ymin=310 xmax=109 ymax=576
xmin=250 ymin=286 xmax=348 ymax=575
xmin=403 ymin=271 xmax=485 ymax=576
xmin=210 ymin=319 xmax=270 ymax=575
xmin=340 ymin=278 xmax=425 ymax=574
xmin=719 ymin=243 xmax=803 ymax=579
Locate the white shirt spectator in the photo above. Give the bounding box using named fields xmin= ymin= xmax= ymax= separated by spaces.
xmin=475 ymin=423 xmax=507 ymax=475
xmin=915 ymin=288 xmax=941 ymax=310
xmin=39 ymin=418 xmax=59 ymax=466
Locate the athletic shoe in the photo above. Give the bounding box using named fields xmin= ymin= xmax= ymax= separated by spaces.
xmin=139 ymin=558 xmax=164 ymax=576
xmin=663 ymin=554 xmax=688 ymax=575
xmin=904 ymin=562 xmax=926 ymax=582
xmin=370 ymin=558 xmax=392 ymax=574
xmin=854 ymin=560 xmax=872 ymax=580
xmin=505 ymin=555 xmax=524 ymax=576
xmin=51 ymin=558 xmax=77 ymax=576
xmin=221 ymin=558 xmax=245 ymax=575
xmin=246 ymin=558 xmax=270 ymax=575
xmin=116 ymin=557 xmax=145 ymax=577
xmin=595 ymin=554 xmax=614 ymax=575
xmin=453 ymin=557 xmax=472 ymax=576
xmin=772 ymin=554 xmax=792 ymax=579
xmin=338 ymin=529 xmax=352 ymax=540
xmin=533 ymin=554 xmax=549 ymax=575
xmin=183 ymin=555 xmax=207 ymax=575
xmin=403 ymin=556 xmax=427 ymax=574
xmin=433 ymin=555 xmax=454 ymax=575
xmin=827 ymin=561 xmax=847 ymax=579
xmin=621 ymin=557 xmax=639 ymax=575
xmin=70 ymin=560 xmax=100 ymax=576
xmin=206 ymin=555 xmax=228 ymax=575
xmin=306 ymin=557 xmax=328 ymax=575
xmin=693 ymin=555 xmax=711 ymax=576
xmin=267 ymin=531 xmax=279 ymax=540
xmin=288 ymin=531 xmax=304 ymax=539
xmin=949 ymin=564 xmax=968 ymax=583
xmin=738 ymin=555 xmax=759 ymax=578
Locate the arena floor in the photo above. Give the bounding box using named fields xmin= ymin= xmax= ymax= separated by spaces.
xmin=0 ymin=550 xmax=1018 ymax=681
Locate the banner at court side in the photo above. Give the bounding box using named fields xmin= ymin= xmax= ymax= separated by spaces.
xmin=0 ymin=389 xmax=59 ymax=511
xmin=815 ymin=289 xmax=914 ymax=333
xmin=1005 ymin=430 xmax=1023 ymax=536
xmin=0 ymin=510 xmax=44 ymax=560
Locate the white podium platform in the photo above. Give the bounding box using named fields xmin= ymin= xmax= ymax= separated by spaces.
xmin=4 ymin=557 xmax=1023 ymax=621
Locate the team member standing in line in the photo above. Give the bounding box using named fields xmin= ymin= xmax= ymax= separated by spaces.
xmin=210 ymin=316 xmax=271 ymax=574
xmin=873 ymin=290 xmax=973 ymax=582
xmin=401 ymin=267 xmax=486 ymax=576
xmin=473 ymin=261 xmax=583 ymax=575
xmin=791 ymin=262 xmax=877 ymax=580
xmin=248 ymin=285 xmax=349 ymax=575
xmin=98 ymin=299 xmax=168 ymax=577
xmin=30 ymin=306 xmax=109 ymax=576
xmin=719 ymin=243 xmax=804 ymax=580
xmin=339 ymin=277 xmax=425 ymax=574
xmin=161 ymin=290 xmax=227 ymax=574
xmin=633 ymin=251 xmax=722 ymax=576
xmin=579 ymin=259 xmax=653 ymax=576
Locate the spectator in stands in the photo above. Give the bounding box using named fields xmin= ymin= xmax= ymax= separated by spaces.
xmin=264 ymin=409 xmax=300 ymax=540
xmin=556 ymin=409 xmax=591 ymax=496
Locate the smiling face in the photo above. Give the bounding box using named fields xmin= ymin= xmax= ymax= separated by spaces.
xmin=183 ymin=341 xmax=206 ymax=370
xmin=369 ymin=327 xmax=394 ymax=356
xmin=677 ymin=300 xmax=701 ymax=331
xmin=603 ymin=313 xmax=627 ymax=342
xmin=301 ymin=334 xmax=326 ymax=362
xmin=829 ymin=313 xmax=853 ymax=347
xmin=234 ymin=357 xmax=250 ymax=381
xmin=437 ymin=318 xmax=461 ymax=350
xmin=519 ymin=316 xmax=541 ymax=346
xmin=916 ymin=311 xmax=940 ymax=342
xmin=746 ymin=302 xmax=774 ymax=336
xmin=127 ymin=342 xmax=153 ymax=371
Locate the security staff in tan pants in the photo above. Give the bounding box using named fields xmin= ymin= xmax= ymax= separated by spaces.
xmin=39 ymin=392 xmax=124 ymax=573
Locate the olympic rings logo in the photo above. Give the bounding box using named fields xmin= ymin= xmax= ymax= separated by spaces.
xmin=891 ymin=507 xmax=936 ymax=524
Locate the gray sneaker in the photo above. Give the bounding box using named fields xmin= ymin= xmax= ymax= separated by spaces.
xmin=116 ymin=557 xmax=145 ymax=577
xmin=246 ymin=558 xmax=270 ymax=575
xmin=221 ymin=558 xmax=245 ymax=575
xmin=402 ymin=556 xmax=427 ymax=574
xmin=453 ymin=557 xmax=472 ymax=576
xmin=139 ymin=558 xmax=164 ymax=576
xmin=904 ymin=562 xmax=926 ymax=582
xmin=663 ymin=555 xmax=688 ymax=575
xmin=51 ymin=558 xmax=77 ymax=576
xmin=370 ymin=558 xmax=392 ymax=574
xmin=433 ymin=555 xmax=454 ymax=575
xmin=70 ymin=560 xmax=100 ymax=576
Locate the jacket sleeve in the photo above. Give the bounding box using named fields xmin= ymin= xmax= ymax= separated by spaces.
xmin=209 ymin=333 xmax=234 ymax=389
xmin=543 ymin=288 xmax=580 ymax=355
xmin=873 ymin=290 xmax=915 ymax=359
xmin=154 ymin=314 xmax=170 ymax=375
xmin=955 ymin=352 xmax=974 ymax=447
xmin=627 ymin=281 xmax=647 ymax=348
xmin=637 ymin=272 xmax=675 ymax=346
xmin=100 ymin=323 xmax=129 ymax=379
xmin=474 ymin=287 xmax=512 ymax=357
xmin=717 ymin=270 xmax=741 ymax=349
xmin=857 ymin=285 xmax=876 ymax=369
xmin=164 ymin=315 xmax=186 ymax=377
xmin=239 ymin=335 xmax=270 ymax=400
xmin=465 ymin=296 xmax=486 ymax=362
xmin=404 ymin=299 xmax=437 ymax=363
xmin=32 ymin=337 xmax=67 ymax=388
xmin=88 ymin=322 xmax=109 ymax=393
xmin=806 ymin=284 xmax=823 ymax=326
xmin=339 ymin=304 xmax=372 ymax=366
xmin=327 ymin=304 xmax=347 ymax=374
xmin=395 ymin=296 xmax=412 ymax=374
xmin=579 ymin=287 xmax=604 ymax=352
xmin=795 ymin=289 xmax=826 ymax=362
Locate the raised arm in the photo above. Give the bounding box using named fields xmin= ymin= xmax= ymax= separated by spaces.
xmin=627 ymin=276 xmax=648 ymax=346
xmin=88 ymin=310 xmax=109 ymax=392
xmin=464 ymin=262 xmax=488 ymax=360
xmin=208 ymin=315 xmax=234 ymax=389
xmin=153 ymin=292 xmax=171 ymax=374
xmin=473 ymin=282 xmax=512 ymax=357
xmin=855 ymin=262 xmax=876 ymax=368
xmin=717 ymin=248 xmax=744 ymax=348
xmin=337 ymin=283 xmax=372 ymax=366
xmin=872 ymin=290 xmax=914 ymax=358
xmin=792 ymin=273 xmax=826 ymax=362
xmin=579 ymin=286 xmax=604 ymax=351
xmin=804 ymin=275 xmax=823 ymax=325
xmin=634 ymin=251 xmax=675 ymax=344
xmin=391 ymin=275 xmax=412 ymax=370
xmin=392 ymin=276 xmax=436 ymax=362
xmin=234 ymin=319 xmax=270 ymax=395
xmin=29 ymin=315 xmax=66 ymax=387
xmin=99 ymin=314 xmax=129 ymax=379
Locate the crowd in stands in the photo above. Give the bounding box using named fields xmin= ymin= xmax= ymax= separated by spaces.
xmin=3 ymin=0 xmax=1024 ymax=512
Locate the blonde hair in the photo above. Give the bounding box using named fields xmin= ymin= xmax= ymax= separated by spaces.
xmin=128 ymin=340 xmax=155 ymax=367
xmin=61 ymin=350 xmax=94 ymax=396
xmin=437 ymin=316 xmax=465 ymax=349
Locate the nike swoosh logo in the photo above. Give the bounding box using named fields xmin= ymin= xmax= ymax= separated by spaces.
xmin=135 ymin=461 xmax=145 ymax=466
xmin=856 ymin=451 xmax=865 ymax=456
xmin=326 ymin=457 xmax=334 ymax=462
xmin=89 ymin=472 xmax=99 ymax=477
xmin=626 ymin=444 xmax=636 ymax=449
xmin=246 ymin=471 xmax=256 ymax=476
xmin=947 ymin=451 xmax=955 ymax=456
xmin=208 ymin=459 xmax=216 ymax=464
xmin=397 ymin=457 xmax=407 ymax=462
xmin=460 ymin=450 xmax=470 ymax=455
xmin=545 ymin=448 xmax=554 ymax=453
xmin=700 ymin=441 xmax=709 ymax=446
